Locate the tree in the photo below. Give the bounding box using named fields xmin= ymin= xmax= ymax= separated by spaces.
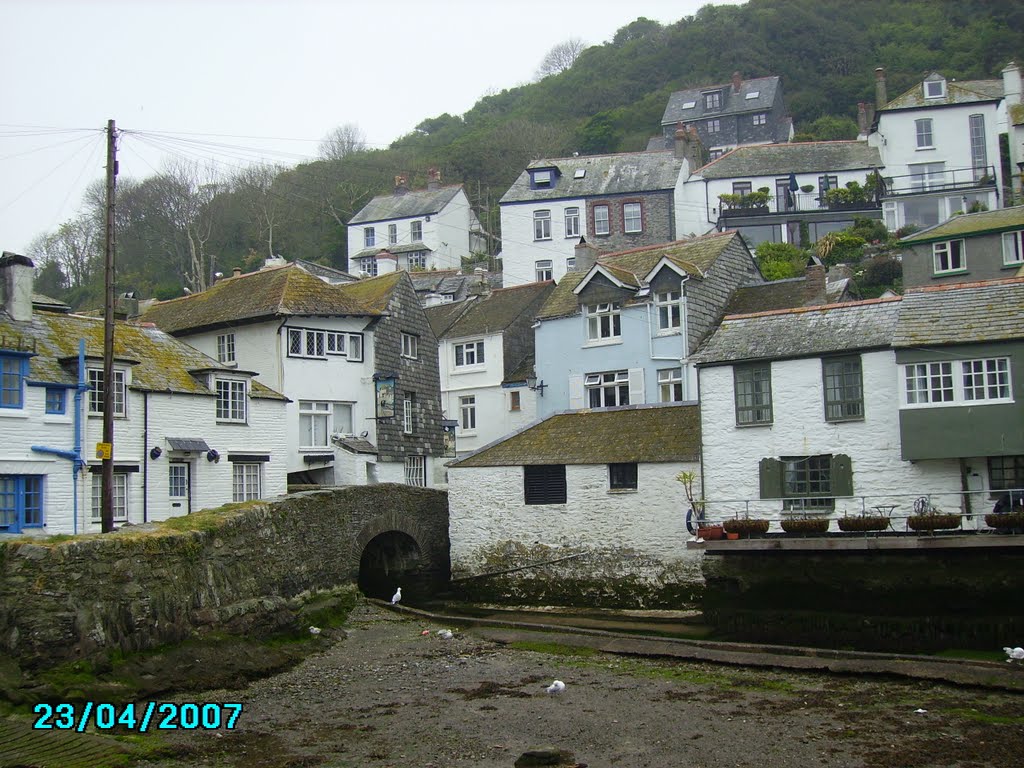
xmin=318 ymin=123 xmax=367 ymax=161
xmin=27 ymin=214 xmax=100 ymax=289
xmin=233 ymin=163 xmax=290 ymax=258
xmin=536 ymin=38 xmax=586 ymax=78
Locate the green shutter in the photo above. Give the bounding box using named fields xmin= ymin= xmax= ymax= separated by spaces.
xmin=759 ymin=457 xmax=782 ymax=499
xmin=831 ymin=453 xmax=853 ymax=497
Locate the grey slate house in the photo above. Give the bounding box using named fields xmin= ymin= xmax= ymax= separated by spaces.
xmin=898 ymin=205 xmax=1024 ymax=287
xmin=411 ymin=269 xmax=503 ymax=307
xmin=657 ymin=73 xmax=792 ymax=159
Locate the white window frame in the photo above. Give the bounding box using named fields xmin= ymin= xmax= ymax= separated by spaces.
xmin=410 ymin=220 xmax=423 ymax=241
xmin=532 ymin=170 xmax=552 ymax=187
xmin=753 ymin=113 xmax=767 ymax=126
xmin=403 ymin=397 xmax=414 ymax=434
xmin=91 ymin=472 xmax=128 ymax=522
xmin=1002 ymin=231 xmax=1024 ymax=266
xmin=707 ymin=118 xmax=721 ymax=134
xmin=87 ymin=368 xmax=126 ymax=417
xmin=299 ymin=400 xmax=331 ymax=448
xmin=658 ymin=367 xmax=684 ymax=403
xmin=533 ymin=210 xmax=552 ymax=241
xmin=915 ymin=118 xmax=934 ymax=149
xmin=401 ymin=332 xmax=418 ymax=359
xmin=585 ymin=370 xmax=629 ymax=408
xmin=564 ymin=207 xmax=580 ymax=238
xmin=363 ymin=227 xmax=375 ymax=248
xmin=623 ymin=202 xmax=642 ymax=233
xmin=216 ymin=379 xmax=247 ymax=422
xmin=535 ymin=259 xmax=553 ymax=282
xmin=347 ymin=334 xmax=363 ymax=362
xmin=454 ymin=340 xmax=485 ymax=368
xmin=585 ymin=302 xmax=622 ymax=343
xmin=169 ymin=464 xmax=187 ymax=498
xmin=459 ymin=395 xmax=477 ymax=431
xmin=326 ymin=332 xmax=346 ymax=355
xmin=217 ymin=333 xmax=236 ymax=364
xmin=593 ymin=205 xmax=610 ymax=236
xmin=924 ymin=79 xmax=946 ymax=99
xmin=901 ymin=358 xmax=1012 ymax=408
xmin=655 ymin=290 xmax=681 ymax=332
xmin=287 ymin=328 xmax=327 ymax=359
xmin=407 ymin=251 xmax=426 ymax=270
xmin=404 ymin=455 xmax=426 ymax=487
xmin=232 ymin=463 xmax=262 ymax=502
xmin=388 ymin=223 xmax=398 ymax=245
xmin=358 ymin=256 xmax=377 ymax=276
xmin=932 ymin=240 xmax=965 ymax=274
xmin=333 ymin=402 xmax=354 ymax=436
xmin=704 ymin=91 xmax=721 ymax=110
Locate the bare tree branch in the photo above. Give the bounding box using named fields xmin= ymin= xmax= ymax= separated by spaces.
xmin=318 ymin=123 xmax=367 ymax=161
xmin=536 ymin=38 xmax=586 ymax=78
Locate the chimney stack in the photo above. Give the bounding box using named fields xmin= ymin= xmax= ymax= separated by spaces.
xmin=875 ymin=67 xmax=887 ymax=109
xmin=732 ymin=71 xmax=742 ymax=93
xmin=0 ymin=252 xmax=35 ymax=322
xmin=375 ymin=250 xmax=398 ymax=275
xmin=394 ymin=174 xmax=409 ymax=195
xmin=573 ymin=237 xmax=599 ymax=274
xmin=804 ymin=257 xmax=826 ymax=305
xmin=856 ymin=102 xmax=869 ymax=138
xmin=232 ymin=266 xmax=242 ymax=278
xmin=427 ymin=167 xmax=441 ymax=191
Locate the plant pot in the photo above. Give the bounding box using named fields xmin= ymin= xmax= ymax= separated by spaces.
xmin=697 ymin=524 xmax=724 ymax=541
xmin=780 ymin=518 xmax=830 ymax=535
xmin=725 ymin=532 xmax=740 ymax=540
xmin=985 ymin=511 xmax=1024 ymax=530
xmin=723 ymin=518 xmax=770 ymax=536
xmin=907 ymin=514 xmax=961 ymax=531
xmin=837 ymin=516 xmax=889 ymax=532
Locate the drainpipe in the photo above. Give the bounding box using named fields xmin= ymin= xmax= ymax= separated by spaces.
xmin=142 ymin=391 xmax=149 ymax=523
xmin=31 ymin=339 xmax=88 ymax=533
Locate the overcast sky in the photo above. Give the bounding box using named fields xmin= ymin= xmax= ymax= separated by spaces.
xmin=2 ymin=0 xmax=740 ymax=254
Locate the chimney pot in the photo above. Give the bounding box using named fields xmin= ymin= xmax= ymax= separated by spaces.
xmin=732 ymin=71 xmax=742 ymax=93
xmin=875 ymin=67 xmax=887 ymax=108
xmin=427 ymin=167 xmax=441 ymax=190
xmin=0 ymin=252 xmax=34 ymax=322
xmin=394 ymin=175 xmax=409 ymax=195
xmin=232 ymin=267 xmax=242 ymax=278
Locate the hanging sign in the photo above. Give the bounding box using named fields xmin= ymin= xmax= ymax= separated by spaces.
xmin=374 ymin=376 xmax=396 ymax=420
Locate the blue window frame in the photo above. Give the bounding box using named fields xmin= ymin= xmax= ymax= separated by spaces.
xmin=45 ymin=387 xmax=66 ymax=415
xmin=0 ymin=475 xmax=44 ymax=533
xmin=1 ymin=354 xmax=29 ymax=409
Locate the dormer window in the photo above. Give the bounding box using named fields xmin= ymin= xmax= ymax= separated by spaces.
xmin=745 ymin=91 xmax=760 ymax=100
xmin=530 ymin=169 xmax=557 ymax=189
xmin=704 ymin=91 xmax=722 ymax=110
xmin=924 ymin=77 xmax=946 ymax=99
xmin=681 ymin=101 xmax=697 ymax=110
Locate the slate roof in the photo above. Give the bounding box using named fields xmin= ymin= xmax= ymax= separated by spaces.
xmin=898 ymin=206 xmax=1024 ymax=244
xmin=693 ymin=297 xmax=903 ymax=367
xmin=450 ymin=403 xmax=700 ymax=467
xmin=536 ymin=232 xmax=740 ymax=320
xmin=500 ymin=151 xmax=683 ymax=204
xmin=892 ymin=278 xmax=1024 ymax=348
xmin=1012 ymin=103 xmax=1024 ymax=127
xmin=348 ymin=185 xmax=463 ymax=225
xmin=437 ymin=281 xmax=554 ymax=340
xmin=293 ymin=258 xmax=357 ymax=283
xmin=724 ymin=277 xmax=811 ymax=315
xmin=662 ymin=76 xmax=782 ymax=125
xmin=504 ymin=352 xmax=534 ymax=385
xmin=0 ymin=312 xmax=285 ymax=399
xmin=423 ymin=299 xmax=472 ymax=338
xmin=881 ymin=76 xmax=1002 ymax=111
xmin=411 ymin=270 xmax=503 ymax=302
xmin=351 ymin=243 xmax=434 ymax=259
xmin=698 ymin=141 xmax=881 ymax=178
xmin=142 ymin=263 xmax=402 ymax=335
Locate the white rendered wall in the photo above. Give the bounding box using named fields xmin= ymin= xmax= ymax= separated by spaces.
xmin=499 ymin=198 xmax=586 ymax=287
xmin=698 ymin=350 xmax=962 ymax=522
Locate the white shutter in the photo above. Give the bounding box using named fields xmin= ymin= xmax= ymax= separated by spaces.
xmin=628 ymin=368 xmax=646 ymax=405
xmin=568 ymin=375 xmax=585 ymax=410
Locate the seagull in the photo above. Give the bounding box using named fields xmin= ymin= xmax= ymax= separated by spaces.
xmin=546 ymin=680 xmax=566 ymax=694
xmin=1003 ymin=646 xmax=1024 ymax=661
xmin=391 ymin=587 xmax=402 ymax=605
xmin=309 ymin=626 xmax=321 ymax=635
xmin=437 ymin=629 xmax=453 ymax=640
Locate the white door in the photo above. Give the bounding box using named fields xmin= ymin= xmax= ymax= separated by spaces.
xmin=169 ymin=462 xmax=191 ymax=515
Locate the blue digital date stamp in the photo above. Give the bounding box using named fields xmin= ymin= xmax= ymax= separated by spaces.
xmin=33 ymin=701 xmax=243 ymax=732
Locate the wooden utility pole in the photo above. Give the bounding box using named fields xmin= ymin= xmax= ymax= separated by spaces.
xmin=101 ymin=119 xmax=118 ymax=533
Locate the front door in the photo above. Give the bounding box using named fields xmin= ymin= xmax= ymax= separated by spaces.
xmin=169 ymin=462 xmax=191 ymax=515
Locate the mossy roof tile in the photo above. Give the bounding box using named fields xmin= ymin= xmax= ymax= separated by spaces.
xmin=440 ymin=281 xmax=555 ymax=339
xmin=893 ymin=278 xmax=1024 ymax=346
xmin=898 ymin=206 xmax=1024 ymax=244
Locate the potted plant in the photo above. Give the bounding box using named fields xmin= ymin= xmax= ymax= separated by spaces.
xmin=800 ymin=184 xmax=815 ymax=194
xmin=837 ymin=513 xmax=889 ymax=532
xmin=985 ymin=511 xmax=1024 ymax=532
xmin=780 ymin=517 xmax=830 ymax=535
xmin=907 ymin=497 xmax=961 ymax=532
xmin=723 ymin=517 xmax=770 ymax=537
xmin=677 ymin=470 xmax=719 ymax=539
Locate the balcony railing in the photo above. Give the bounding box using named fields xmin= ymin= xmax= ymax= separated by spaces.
xmin=883 ymin=165 xmax=997 ymax=197
xmin=719 ymin=192 xmax=880 ymax=219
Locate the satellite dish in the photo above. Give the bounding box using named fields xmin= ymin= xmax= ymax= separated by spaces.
xmin=360 ymin=430 xmax=369 ymax=438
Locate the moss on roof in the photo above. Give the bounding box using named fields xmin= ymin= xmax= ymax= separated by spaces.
xmin=440 ymin=281 xmax=554 ymax=339
xmin=1012 ymin=103 xmax=1024 ymax=127
xmin=882 ymin=77 xmax=1002 ymax=110
xmin=899 ymin=206 xmax=1024 ymax=244
xmin=142 ymin=264 xmax=400 ymax=334
xmin=451 ymin=404 xmax=700 ymax=467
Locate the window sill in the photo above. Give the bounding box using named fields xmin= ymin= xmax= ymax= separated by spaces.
xmin=656 ymin=329 xmax=682 ymax=337
xmin=932 ymin=269 xmax=968 ymax=277
xmin=915 ymin=146 xmax=935 ymax=151
xmin=0 ymin=409 xmax=29 ymax=419
xmin=825 ymin=416 xmax=865 ymax=424
xmin=582 ymin=338 xmax=622 ymax=349
xmin=1002 ymin=262 xmax=1024 ymax=270
xmin=623 ymin=229 xmax=643 ymax=235
xmin=736 ymin=421 xmax=773 ymax=428
xmin=451 ymin=366 xmax=486 ymax=375
xmin=42 ymin=415 xmax=72 ymax=424
xmin=216 ymin=420 xmax=249 ymax=426
xmin=608 ymin=488 xmax=638 ymax=495
xmin=534 ymin=238 xmax=552 ymax=242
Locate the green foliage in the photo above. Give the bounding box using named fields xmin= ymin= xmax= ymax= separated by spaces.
xmin=848 ymin=216 xmax=889 ymax=244
xmin=861 ymin=255 xmax=903 ymax=289
xmin=755 ymin=241 xmax=807 ymax=280
xmin=817 ymin=231 xmax=866 ymax=266
xmin=719 ymin=190 xmax=771 ymax=209
xmin=794 ymin=114 xmax=859 ymax=141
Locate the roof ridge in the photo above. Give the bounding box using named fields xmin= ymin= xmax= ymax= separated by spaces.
xmin=724 ymin=295 xmax=902 ymax=321
xmin=905 ymin=275 xmax=1024 ymax=294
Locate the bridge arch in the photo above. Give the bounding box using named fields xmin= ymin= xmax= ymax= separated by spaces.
xmin=352 ymin=508 xmax=449 ymax=602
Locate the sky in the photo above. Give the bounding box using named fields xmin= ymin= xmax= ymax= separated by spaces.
xmin=1 ymin=0 xmax=741 ymax=255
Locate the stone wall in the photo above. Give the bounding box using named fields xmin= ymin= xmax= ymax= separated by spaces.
xmin=0 ymin=484 xmax=448 ymax=668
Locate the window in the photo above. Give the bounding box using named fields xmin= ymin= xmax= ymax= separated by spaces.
xmin=782 ymin=455 xmax=835 ymax=510
xmin=817 ymin=175 xmax=838 ymax=195
xmin=623 ymin=202 xmax=642 ymax=233
xmin=91 ymin=473 xmax=127 ymax=522
xmin=969 ymin=114 xmax=987 ymax=177
xmin=707 ymin=119 xmax=721 ymax=134
xmin=169 ymin=464 xmax=187 ymax=498
xmin=0 ymin=355 xmax=27 ymax=409
xmin=533 ymin=209 xmax=552 ymax=240
xmin=585 ymin=303 xmax=621 ymax=342
xmin=403 ymin=397 xmax=414 ymax=434
xmin=753 ymin=113 xmax=767 ymax=126
xmin=404 ymin=456 xmax=426 ymax=487
xmin=704 ymin=91 xmax=721 ymax=110
xmin=401 ymin=332 xmax=418 ymax=359
xmin=535 ymin=259 xmax=553 ymax=282
xmin=88 ymin=368 xmax=126 ymax=416
xmin=658 ymin=368 xmax=683 ymax=403
xmin=924 ymin=79 xmax=946 ymax=99
xmin=732 ymin=181 xmax=752 ymax=196
xmin=388 ymin=223 xmax=398 ymax=245
xmin=459 ymin=395 xmax=476 ymax=431
xmin=593 ymin=205 xmax=610 ymax=236
xmin=989 ymin=456 xmax=1024 ymax=491
xmin=232 ymin=463 xmax=261 ymax=502
xmin=532 ymin=170 xmax=552 ymax=187
xmin=909 ymin=162 xmax=945 ymax=192
xmin=962 ymin=358 xmax=1010 ymax=402
xmin=410 ymin=220 xmax=423 ymax=241
xmin=45 ymin=387 xmax=66 ymax=415
xmin=915 ymin=118 xmax=934 ymax=149
xmin=609 ymin=463 xmax=638 ymax=491
xmin=299 ymin=400 xmax=331 ymax=447
xmin=822 ymin=357 xmax=864 ymax=422
xmin=1003 ymin=231 xmax=1024 ymax=266
xmin=734 ymin=364 xmax=772 ymax=425
xmin=904 ymin=362 xmax=954 ymax=405
xmin=334 ymin=403 xmax=353 ymax=435
xmin=407 ymin=251 xmax=426 ymax=270
xmin=564 ymin=207 xmax=580 ymax=238
xmin=217 ymin=333 xmax=236 ymax=364
xmin=565 ymin=257 xmax=576 ymax=271
xmin=524 ymin=465 xmax=566 ymax=505
xmin=216 ymin=379 xmax=247 ymax=422
xmin=585 ymin=370 xmax=629 ymax=408
xmin=363 ymin=227 xmax=375 ymax=247
xmin=454 ymin=340 xmax=485 ymax=367
xmin=287 ymin=328 xmax=327 ymax=359
xmin=509 ymin=391 xmax=521 ymax=411
xmin=0 ymin=476 xmax=43 ymax=531
xmin=655 ymin=291 xmax=680 ymax=332
xmin=326 ymin=332 xmax=346 ymax=355
xmin=357 ymin=256 xmax=377 ymax=276
xmin=348 ymin=334 xmax=363 ymax=362
xmin=933 ymin=240 xmax=965 ymax=273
